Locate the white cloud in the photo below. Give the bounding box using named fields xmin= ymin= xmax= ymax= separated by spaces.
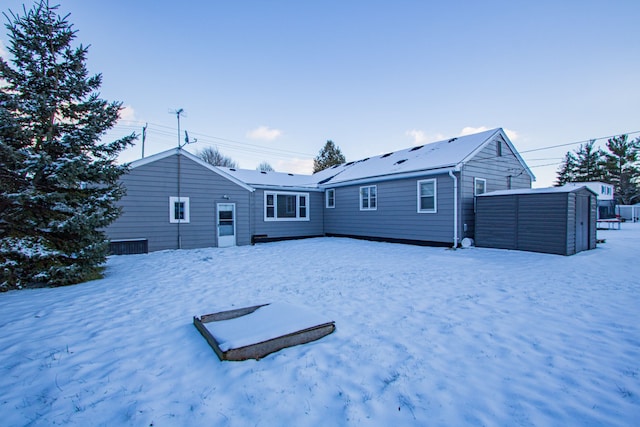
xmin=274 ymin=158 xmax=314 ymax=175
xmin=460 ymin=126 xmax=490 ymax=136
xmin=503 ymin=128 xmax=519 ymax=141
xmin=405 ymin=129 xmax=446 ymax=145
xmin=405 ymin=129 xmax=427 ymax=145
xmin=246 ymin=126 xmax=283 ymax=141
xmin=119 ymin=105 xmax=136 ymax=122
xmin=460 ymin=126 xmax=519 ymax=141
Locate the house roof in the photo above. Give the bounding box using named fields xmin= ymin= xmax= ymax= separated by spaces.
xmin=312 ymin=128 xmax=534 ymax=187
xmin=128 ymin=148 xmax=255 ymax=192
xmin=217 ymin=167 xmax=324 ymax=191
xmin=126 ymin=128 xmax=534 ymax=192
xmin=480 ymin=185 xmax=597 ymax=197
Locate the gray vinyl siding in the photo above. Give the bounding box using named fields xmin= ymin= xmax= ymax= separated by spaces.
xmin=475 ymin=188 xmax=596 ymax=255
xmin=107 ymin=154 xmax=252 ymax=251
xmin=461 ymin=135 xmax=532 ymax=239
xmin=251 ymin=189 xmax=324 ymax=239
xmin=324 ymin=175 xmax=455 ymax=244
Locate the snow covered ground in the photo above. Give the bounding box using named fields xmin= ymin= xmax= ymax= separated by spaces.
xmin=1 ymin=225 xmax=639 ymax=426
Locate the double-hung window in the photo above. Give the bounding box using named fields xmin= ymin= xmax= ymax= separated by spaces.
xmin=326 ymin=189 xmax=335 ymax=208
xmin=264 ymin=191 xmax=309 ymax=221
xmin=474 ymin=178 xmax=486 ymax=212
xmin=417 ymin=179 xmax=436 ymax=213
xmin=169 ymin=196 xmax=190 ymax=223
xmin=360 ymin=185 xmax=377 ymax=210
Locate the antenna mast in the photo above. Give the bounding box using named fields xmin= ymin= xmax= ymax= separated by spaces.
xmin=171 ymin=108 xmax=184 ymax=148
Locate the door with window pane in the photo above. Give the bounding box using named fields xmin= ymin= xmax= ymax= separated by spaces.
xmin=217 ymin=203 xmax=236 ymax=247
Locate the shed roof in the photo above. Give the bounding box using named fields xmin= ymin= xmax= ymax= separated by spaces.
xmin=480 ymin=185 xmax=597 ymax=197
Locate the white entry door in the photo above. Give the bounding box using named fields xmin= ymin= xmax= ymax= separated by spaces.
xmin=217 ymin=203 xmax=236 ymax=247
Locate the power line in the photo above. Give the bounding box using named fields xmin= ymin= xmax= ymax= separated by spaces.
xmin=520 ymin=130 xmax=640 ymax=154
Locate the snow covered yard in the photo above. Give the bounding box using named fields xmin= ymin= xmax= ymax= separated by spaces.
xmin=1 ymin=225 xmax=639 ymax=426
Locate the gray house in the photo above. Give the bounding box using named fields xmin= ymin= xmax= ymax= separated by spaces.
xmin=313 ymin=127 xmax=534 ymax=246
xmin=107 ymin=128 xmax=535 ymax=252
xmin=107 ymin=149 xmax=254 ymax=254
xmin=475 ymin=186 xmax=597 ymax=255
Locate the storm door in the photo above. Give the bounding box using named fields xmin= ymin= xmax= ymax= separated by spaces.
xmin=217 ymin=203 xmax=236 ymax=247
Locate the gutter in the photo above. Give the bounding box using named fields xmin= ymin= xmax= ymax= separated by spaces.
xmin=448 ymin=169 xmax=459 ymax=249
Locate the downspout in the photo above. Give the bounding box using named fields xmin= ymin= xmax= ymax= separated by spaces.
xmin=448 ymin=169 xmax=458 ymax=249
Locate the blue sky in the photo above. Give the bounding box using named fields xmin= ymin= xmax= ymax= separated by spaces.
xmin=2 ymin=1 xmax=639 ymax=186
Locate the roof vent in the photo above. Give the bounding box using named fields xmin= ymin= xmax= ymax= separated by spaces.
xmin=229 ymin=168 xmax=236 ymax=171
xmin=260 ymin=171 xmax=267 ymax=174
xmin=394 ymin=159 xmax=408 ymax=165
xmin=448 ymin=138 xmax=457 ymax=143
xmin=381 ymin=152 xmax=393 ymax=158
xmin=288 ymin=173 xmax=294 ymax=176
xmin=410 ymin=145 xmax=424 ymax=151
xmin=318 ymin=176 xmax=334 ymax=184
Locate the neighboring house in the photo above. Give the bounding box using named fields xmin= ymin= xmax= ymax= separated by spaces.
xmin=106 ymin=127 xmax=535 ymax=252
xmin=564 ymin=181 xmax=615 ymax=219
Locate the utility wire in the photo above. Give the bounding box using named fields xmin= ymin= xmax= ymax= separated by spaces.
xmin=520 ymin=130 xmax=640 ymax=154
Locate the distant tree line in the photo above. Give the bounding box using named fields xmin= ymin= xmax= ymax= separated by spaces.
xmin=556 ymin=134 xmax=640 ymax=205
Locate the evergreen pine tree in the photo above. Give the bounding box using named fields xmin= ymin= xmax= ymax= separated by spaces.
xmin=555 ymin=151 xmax=578 ymax=186
xmin=603 ymin=135 xmax=640 ymax=205
xmin=0 ymin=1 xmax=135 ymax=290
xmin=313 ymin=140 xmax=346 ymax=173
xmin=572 ymin=140 xmax=606 ymax=182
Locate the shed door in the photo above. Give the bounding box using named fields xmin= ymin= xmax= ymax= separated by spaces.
xmin=575 ymin=195 xmax=589 ymax=253
xmin=217 ymin=203 xmax=236 ymax=247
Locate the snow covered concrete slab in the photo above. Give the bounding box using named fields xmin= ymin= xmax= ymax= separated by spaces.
xmin=193 ymin=302 xmax=335 ymax=361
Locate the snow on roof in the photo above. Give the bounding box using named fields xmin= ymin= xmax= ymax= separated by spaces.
xmin=218 ymin=167 xmax=323 ymax=190
xmin=127 ymin=128 xmax=531 ymax=191
xmin=480 ymin=185 xmax=597 ymax=197
xmin=312 ymin=128 xmax=521 ymax=187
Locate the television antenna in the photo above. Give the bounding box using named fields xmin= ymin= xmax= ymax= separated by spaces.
xmin=169 ymin=108 xmax=185 ymax=148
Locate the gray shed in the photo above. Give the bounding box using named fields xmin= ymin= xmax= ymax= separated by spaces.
xmin=475 ymin=186 xmax=597 ymax=255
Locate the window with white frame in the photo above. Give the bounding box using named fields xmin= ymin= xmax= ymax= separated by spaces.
xmin=264 ymin=191 xmax=309 ymax=221
xmin=417 ymin=179 xmax=437 ymax=213
xmin=360 ymin=185 xmax=377 ymax=210
xmin=474 ymin=178 xmax=486 ymax=196
xmin=169 ymin=197 xmax=190 ymax=223
xmin=326 ymin=189 xmax=335 ymax=208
